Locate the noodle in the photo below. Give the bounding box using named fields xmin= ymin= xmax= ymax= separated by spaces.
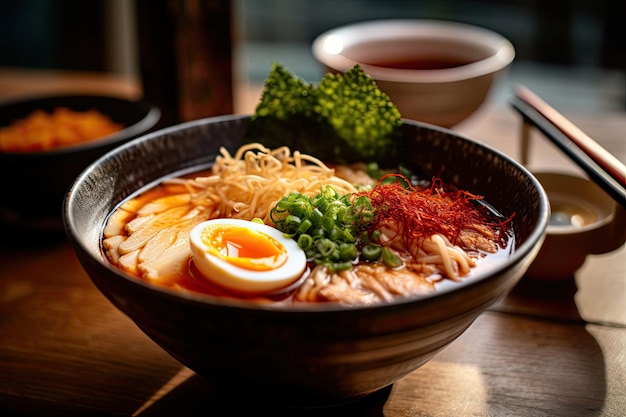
xmin=188 ymin=144 xmax=358 ymax=222
xmin=418 ymin=234 xmax=475 ymax=280
xmin=104 ymin=143 xmax=359 ymax=282
xmin=103 ymin=143 xmax=512 ymax=306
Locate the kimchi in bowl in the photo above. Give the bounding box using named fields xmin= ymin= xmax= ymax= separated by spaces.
xmin=0 ymin=94 xmax=160 ymax=230
xmin=63 ymin=114 xmax=548 ymax=406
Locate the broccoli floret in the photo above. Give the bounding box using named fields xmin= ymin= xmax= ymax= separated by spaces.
xmin=245 ymin=63 xmax=404 ymax=166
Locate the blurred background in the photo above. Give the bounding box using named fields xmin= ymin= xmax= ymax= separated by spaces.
xmin=0 ymin=0 xmax=624 ymax=113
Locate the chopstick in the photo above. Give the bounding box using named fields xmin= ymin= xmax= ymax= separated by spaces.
xmin=511 ymin=85 xmax=626 ymax=209
xmin=515 ymin=85 xmax=626 ymax=188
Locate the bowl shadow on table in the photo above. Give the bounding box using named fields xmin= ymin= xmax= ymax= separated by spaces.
xmin=136 ymin=374 xmax=392 ymax=416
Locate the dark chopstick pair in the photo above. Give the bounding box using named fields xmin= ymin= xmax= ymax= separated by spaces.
xmin=511 ymin=85 xmax=626 ymax=209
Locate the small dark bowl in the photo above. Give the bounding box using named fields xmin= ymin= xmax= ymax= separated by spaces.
xmin=64 ymin=114 xmax=548 ymax=406
xmin=0 ymin=94 xmax=160 ymax=229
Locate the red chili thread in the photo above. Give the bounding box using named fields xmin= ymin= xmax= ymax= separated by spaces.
xmin=359 ymin=174 xmax=514 ymax=250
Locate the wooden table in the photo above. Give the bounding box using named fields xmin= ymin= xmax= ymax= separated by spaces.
xmin=1 ymin=67 xmax=625 ymax=416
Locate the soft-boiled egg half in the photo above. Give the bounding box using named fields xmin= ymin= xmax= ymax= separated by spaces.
xmin=189 ymin=218 xmax=307 ymax=295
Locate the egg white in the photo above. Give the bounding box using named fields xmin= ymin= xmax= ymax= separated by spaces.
xmin=189 ymin=218 xmax=307 ymax=295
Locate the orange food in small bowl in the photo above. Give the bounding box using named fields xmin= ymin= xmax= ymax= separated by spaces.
xmin=0 ymin=94 xmax=160 ymax=229
xmin=0 ymin=107 xmax=124 ymax=152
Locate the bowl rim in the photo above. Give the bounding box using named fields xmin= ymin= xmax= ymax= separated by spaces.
xmin=64 ymin=114 xmax=549 ymax=314
xmin=312 ymin=18 xmax=515 ymax=83
xmin=0 ymin=93 xmax=161 ymax=156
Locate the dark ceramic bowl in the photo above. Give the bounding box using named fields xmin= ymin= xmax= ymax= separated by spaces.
xmin=0 ymin=94 xmax=160 ymax=229
xmin=63 ymin=114 xmax=548 ymax=406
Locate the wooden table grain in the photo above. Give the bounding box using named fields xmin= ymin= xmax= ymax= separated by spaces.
xmin=1 ymin=68 xmax=625 ymax=416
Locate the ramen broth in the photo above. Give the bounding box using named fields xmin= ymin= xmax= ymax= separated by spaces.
xmin=102 ymin=155 xmax=515 ymax=307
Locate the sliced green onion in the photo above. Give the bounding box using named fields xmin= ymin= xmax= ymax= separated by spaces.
xmin=320 ymin=215 xmax=336 ymax=232
xmin=311 ymin=207 xmax=323 ymax=223
xmin=333 ymin=261 xmax=353 ymax=272
xmin=328 ymin=227 xmax=340 ymax=242
xmin=316 ymin=238 xmax=335 ymax=257
xmin=297 ymin=218 xmax=313 ymax=234
xmin=362 ymin=244 xmax=382 ymax=261
xmin=338 ymin=243 xmax=358 ymax=261
xmin=284 ymin=214 xmax=301 ymax=229
xmin=342 ymin=227 xmax=356 ymax=243
xmin=269 ymin=185 xmax=377 ymax=270
xmin=382 ymin=247 xmax=402 ymax=268
xmin=297 ymin=234 xmax=313 ymax=250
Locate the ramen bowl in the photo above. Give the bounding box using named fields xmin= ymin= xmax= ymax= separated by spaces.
xmin=525 ymin=172 xmax=626 ymax=280
xmin=0 ymin=94 xmax=160 ymax=230
xmin=64 ymin=114 xmax=548 ymax=406
xmin=312 ymin=19 xmax=515 ymax=127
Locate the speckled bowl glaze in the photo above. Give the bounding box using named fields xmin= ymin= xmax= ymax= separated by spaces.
xmin=0 ymin=94 xmax=160 ymax=229
xmin=64 ymin=114 xmax=548 ymax=406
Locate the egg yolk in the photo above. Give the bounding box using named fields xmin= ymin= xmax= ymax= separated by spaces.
xmin=200 ymin=225 xmax=288 ymax=271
